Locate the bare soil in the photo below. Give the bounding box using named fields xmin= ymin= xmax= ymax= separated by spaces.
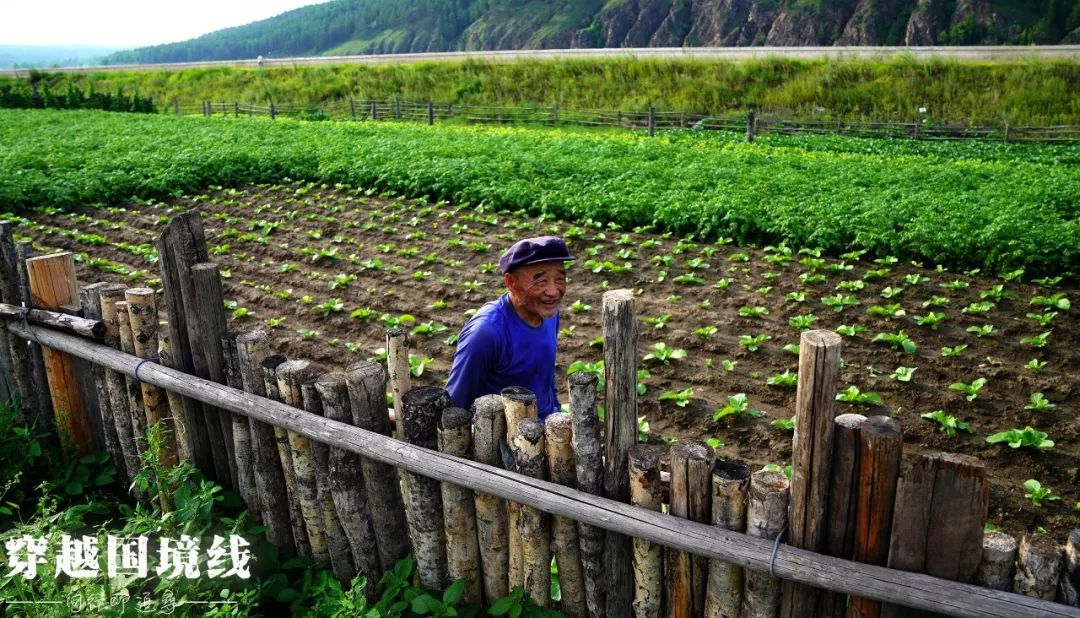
xmin=23 ymin=181 xmax=1080 ymax=541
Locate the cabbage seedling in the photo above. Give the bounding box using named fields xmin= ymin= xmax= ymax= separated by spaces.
xmin=920 ymin=410 xmax=972 ymax=437
xmin=949 ymin=377 xmax=987 ymax=401
xmin=1022 ymin=479 xmax=1060 ymax=507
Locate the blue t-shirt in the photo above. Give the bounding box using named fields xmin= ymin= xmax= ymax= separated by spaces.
xmin=445 ymin=292 xmax=560 ymax=417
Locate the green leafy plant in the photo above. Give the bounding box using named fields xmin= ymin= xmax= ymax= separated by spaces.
xmin=867 ymin=303 xmax=905 ymax=320
xmin=1023 ymin=358 xmax=1047 ymax=373
xmin=941 ymin=344 xmax=968 ymax=357
xmin=644 ymin=313 xmax=672 ymax=329
xmin=788 ymin=314 xmax=818 ymax=331
xmin=713 ymin=394 xmax=764 ymax=421
xmin=766 ymin=370 xmax=798 ymax=389
xmin=297 ymin=327 xmax=320 ymax=341
xmin=986 ymin=426 xmax=1054 ymax=450
xmin=836 ymin=386 xmax=884 ymax=406
xmin=913 ymin=312 xmax=947 ymax=329
xmin=890 ymin=366 xmax=917 ymax=383
xmin=949 ymin=377 xmax=987 ymax=401
xmin=738 ymin=334 xmax=771 ymax=352
xmin=569 ymin=300 xmax=591 ymax=313
xmin=408 ymin=354 xmax=434 ymax=377
xmin=643 ymin=342 xmax=687 ymax=365
xmin=920 ymin=410 xmax=972 ymax=437
xmin=1020 ymin=331 xmax=1051 ymax=348
xmin=313 ymin=298 xmax=345 ymax=316
xmin=1025 ymin=311 xmax=1057 ymax=327
xmin=1030 ymin=292 xmax=1069 ymax=311
xmin=658 ymin=387 xmax=694 ymax=408
xmin=411 ymin=322 xmax=449 ymax=338
xmin=966 ymin=324 xmax=995 ymax=337
xmin=738 ymin=306 xmax=769 ymax=319
xmin=821 ymin=294 xmax=858 ymax=313
xmin=872 ymin=330 xmax=917 ymax=354
xmin=770 ymin=416 xmax=796 ymax=431
xmin=694 ymin=325 xmax=718 ymax=340
xmin=1024 ymin=392 xmax=1055 ymax=411
xmin=1022 ymin=479 xmax=1060 ymax=507
xmin=720 ymin=359 xmax=737 ymax=372
xmin=836 ymin=324 xmax=868 ymax=337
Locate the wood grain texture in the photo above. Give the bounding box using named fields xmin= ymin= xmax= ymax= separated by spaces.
xmin=666 ymin=440 xmax=715 ymax=618
xmin=514 ymin=418 xmax=551 ymax=607
xmin=546 ymin=413 xmax=587 ymax=618
xmin=706 ymin=459 xmax=752 ymax=618
xmin=602 ymin=289 xmax=637 ymax=618
xmin=14 ymin=322 xmax=1078 ymax=618
xmin=385 ymin=328 xmax=410 ymax=441
xmin=26 ymin=252 xmax=91 ymax=456
xmin=79 ymin=283 xmax=122 ymax=475
xmin=742 ymin=470 xmax=789 ymax=618
xmin=190 ymin=262 xmax=234 ymax=488
xmin=629 ymin=444 xmax=665 ymax=618
xmin=263 ymin=355 xmax=311 ymax=557
xmin=1014 ymin=534 xmax=1062 ymax=601
xmin=125 ymin=288 xmax=178 ymax=469
xmin=15 ymin=242 xmax=53 ymax=430
xmin=1061 ymin=531 xmax=1079 ymax=606
xmin=302 ymin=380 xmax=355 ymax=582
xmin=502 ymin=385 xmax=537 ymax=590
xmin=818 ymin=413 xmax=867 ymax=618
xmin=277 ymin=360 xmax=329 ymax=564
xmin=402 ymin=386 xmax=452 ymax=592
xmin=439 ymin=406 xmax=482 ymax=604
xmin=975 ymin=532 xmax=1018 ymax=592
xmin=471 ymin=394 xmax=509 ymax=604
xmin=222 ymin=332 xmax=261 ymax=523
xmin=568 ymin=370 xmax=606 ymax=618
xmin=782 ymin=329 xmax=842 ymax=618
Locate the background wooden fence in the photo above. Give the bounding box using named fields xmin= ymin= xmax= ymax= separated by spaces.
xmin=181 ymin=98 xmax=1080 ymax=143
xmin=1 ymin=213 xmax=1078 ymax=617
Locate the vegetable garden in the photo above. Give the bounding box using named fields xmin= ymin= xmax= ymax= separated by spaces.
xmin=0 ymin=107 xmax=1078 ymax=613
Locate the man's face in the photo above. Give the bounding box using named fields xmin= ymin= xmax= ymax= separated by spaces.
xmin=505 ymin=261 xmax=567 ymax=325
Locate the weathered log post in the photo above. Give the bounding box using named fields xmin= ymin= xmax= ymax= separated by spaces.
xmin=125 ymin=288 xmax=178 ymax=469
xmin=514 ymin=418 xmax=551 ymax=607
xmin=302 ymin=380 xmax=355 ymax=582
xmin=345 ymin=360 xmax=410 ymax=572
xmin=401 ymin=386 xmax=451 ymax=591
xmin=628 ymin=444 xmax=665 ymax=618
xmin=782 ymin=330 xmax=842 ymax=618
xmin=385 ymin=328 xmax=410 ymax=440
xmin=1014 ymin=533 xmax=1062 ymax=600
xmin=277 ymin=360 xmax=330 ymax=564
xmin=818 ymin=413 xmax=866 ymax=618
xmin=603 ymin=289 xmax=637 ymax=617
xmin=16 ymin=242 xmax=53 ymax=430
xmin=0 ymin=223 xmax=17 ymax=409
xmin=221 ymin=332 xmax=260 ymax=523
xmin=502 ymin=385 xmax=538 ymax=590
xmin=0 ymin=223 xmax=41 ymax=425
xmin=99 ymin=286 xmax=142 ymax=487
xmin=25 ymin=252 xmax=92 ymax=456
xmin=705 ymin=459 xmax=752 ymax=618
xmin=315 ymin=371 xmax=381 ymax=598
xmin=263 ymin=355 xmax=311 ymax=557
xmin=546 ymin=413 xmax=587 ymax=618
xmin=741 ymin=469 xmax=789 ymax=618
xmin=55 ymin=301 xmax=103 ymax=452
xmin=974 ymin=531 xmax=1018 ymax=591
xmin=568 ymin=370 xmax=605 ymax=618
xmin=471 ymin=394 xmax=509 ymax=604
xmin=666 ymin=440 xmax=715 ymax=618
xmin=848 ymin=416 xmax=903 ymax=618
xmin=157 ymin=327 xmax=189 ymax=463
xmin=746 ymin=109 xmax=757 ymax=143
xmin=115 ymin=302 xmax=148 ymax=459
xmin=156 ymin=211 xmax=213 ymax=476
xmin=190 ymin=262 xmax=234 ymax=487
xmin=235 ymin=333 xmax=294 ymax=557
xmin=1062 ymin=531 xmax=1079 ymax=606
xmin=79 ymin=281 xmax=123 ymax=474
xmin=439 ymin=406 xmax=482 ymax=604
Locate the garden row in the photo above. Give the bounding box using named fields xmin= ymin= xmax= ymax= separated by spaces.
xmin=9 ymin=180 xmax=1077 ymax=541
xmin=1 ymin=109 xmax=1078 ymax=278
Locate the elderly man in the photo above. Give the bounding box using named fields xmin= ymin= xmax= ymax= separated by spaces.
xmin=445 ymin=236 xmax=573 ymax=418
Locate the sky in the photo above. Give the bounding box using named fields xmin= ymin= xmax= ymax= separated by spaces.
xmin=0 ymin=1 xmax=327 ymax=48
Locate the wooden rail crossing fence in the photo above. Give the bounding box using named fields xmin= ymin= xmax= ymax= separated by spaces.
xmin=184 ymin=98 xmax=1080 ymax=144
xmin=1 ymin=213 xmax=1078 ymax=618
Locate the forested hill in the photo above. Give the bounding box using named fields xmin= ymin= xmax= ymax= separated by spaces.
xmin=102 ymin=0 xmax=1080 ymax=65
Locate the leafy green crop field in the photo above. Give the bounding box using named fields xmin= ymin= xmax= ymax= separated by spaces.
xmin=1 ymin=109 xmax=1076 ymax=280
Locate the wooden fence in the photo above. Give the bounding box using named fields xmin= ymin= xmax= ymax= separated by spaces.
xmin=183 ymin=97 xmax=1080 ymax=143
xmin=1 ymin=214 xmax=1078 ymax=617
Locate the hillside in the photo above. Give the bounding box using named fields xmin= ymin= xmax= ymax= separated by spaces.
xmin=102 ymin=0 xmax=1080 ymax=65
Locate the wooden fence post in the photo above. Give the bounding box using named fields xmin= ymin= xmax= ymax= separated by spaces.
xmin=394 ymin=97 xmax=401 ymax=120
xmin=125 ymin=287 xmax=178 ymax=493
xmin=471 ymin=394 xmax=509 ymax=604
xmin=666 ymin=440 xmax=714 ymax=618
xmin=746 ymin=110 xmax=756 ymax=143
xmin=345 ymin=360 xmax=410 ymax=572
xmin=782 ymin=330 xmax=842 ymax=618
xmin=26 ymin=252 xmax=92 ymax=456
xmin=439 ymin=406 xmax=482 ymax=604
xmin=975 ymin=531 xmax=1018 ymax=591
xmin=514 ymin=418 xmax=551 ymax=607
xmin=569 ymin=369 xmax=605 ymax=618
xmin=818 ymin=413 xmax=866 ymax=617
xmin=0 ymin=222 xmax=37 ymax=423
xmin=301 ymin=379 xmax=355 ymax=582
xmin=1062 ymin=531 xmax=1079 ymax=606
xmin=156 ymin=212 xmax=213 ymax=476
xmin=222 ymin=331 xmax=260 ymax=522
xmin=385 ymin=328 xmax=409 ymax=441
xmin=315 ymin=371 xmax=381 ymax=597
xmin=277 ymin=360 xmax=329 ymax=564
xmin=190 ymin=262 xmax=235 ymax=488
xmin=502 ymin=385 xmax=538 ymax=590
xmin=741 ymin=469 xmax=789 ymax=618
xmin=263 ymin=355 xmax=311 ymax=556
xmin=80 ymin=282 xmax=123 ymax=473
xmin=349 ymin=97 xmax=356 ymax=118
xmin=428 ymin=101 xmax=434 ymax=126
xmin=648 ymin=106 xmax=655 ymax=137
xmin=603 ymin=289 xmax=636 ymax=617
xmin=706 ymin=459 xmax=752 ymax=618
xmin=628 ymin=444 xmax=664 ymax=618
xmin=1003 ymin=123 xmax=1011 ymax=143
xmin=235 ymin=334 xmax=294 ymax=557
xmin=849 ymin=416 xmax=903 ymax=618
xmin=1014 ymin=534 xmax=1062 ymax=600
xmin=370 ymin=101 xmax=377 ymax=121
xmin=401 ymin=386 xmax=451 ymax=591
xmin=15 ymin=242 xmax=53 ymax=431
xmin=115 ymin=302 xmax=148 ymax=461
xmin=269 ymin=103 xmax=276 ymax=120
xmin=99 ymin=286 xmax=143 ymax=489
xmin=546 ymin=413 xmax=586 ymax=618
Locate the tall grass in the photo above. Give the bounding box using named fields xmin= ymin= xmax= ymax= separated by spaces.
xmin=5 ymin=56 xmax=1079 ymax=124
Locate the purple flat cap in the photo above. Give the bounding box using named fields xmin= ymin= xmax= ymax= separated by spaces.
xmin=498 ymin=236 xmax=574 ymax=274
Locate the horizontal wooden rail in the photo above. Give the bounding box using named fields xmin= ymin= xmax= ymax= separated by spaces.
xmin=0 ymin=303 xmax=104 ymax=339
xmin=6 ymin=321 xmax=1078 ymax=618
